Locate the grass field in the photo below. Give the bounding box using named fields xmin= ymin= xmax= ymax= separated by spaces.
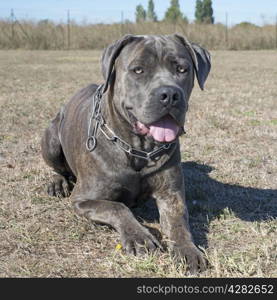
xmin=0 ymin=49 xmax=276 ymax=277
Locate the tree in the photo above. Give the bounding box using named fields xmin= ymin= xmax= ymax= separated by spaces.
xmin=164 ymin=0 xmax=188 ymax=23
xmin=147 ymin=0 xmax=158 ymax=22
xmin=195 ymin=0 xmax=214 ymax=24
xmin=135 ymin=4 xmax=146 ymax=23
xmin=195 ymin=0 xmax=204 ymax=23
xmin=202 ymin=0 xmax=214 ymax=24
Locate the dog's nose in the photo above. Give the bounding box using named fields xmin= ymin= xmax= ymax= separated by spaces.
xmin=156 ymin=86 xmax=182 ymax=107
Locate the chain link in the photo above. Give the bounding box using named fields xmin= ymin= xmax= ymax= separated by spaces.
xmin=99 ymin=122 xmax=175 ymax=160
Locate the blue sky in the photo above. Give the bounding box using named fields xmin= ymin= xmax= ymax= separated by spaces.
xmin=0 ymin=0 xmax=276 ymax=25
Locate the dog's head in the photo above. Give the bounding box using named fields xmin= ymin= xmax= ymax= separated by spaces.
xmin=101 ymin=34 xmax=211 ymax=143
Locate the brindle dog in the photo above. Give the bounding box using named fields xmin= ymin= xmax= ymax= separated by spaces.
xmin=41 ymin=34 xmax=211 ymax=273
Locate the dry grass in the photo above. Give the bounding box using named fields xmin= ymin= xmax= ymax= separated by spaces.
xmin=0 ymin=49 xmax=276 ymax=278
xmin=0 ymin=19 xmax=276 ymax=50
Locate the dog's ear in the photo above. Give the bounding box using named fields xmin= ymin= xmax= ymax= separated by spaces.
xmin=174 ymin=34 xmax=211 ymax=90
xmin=101 ymin=34 xmax=144 ymax=93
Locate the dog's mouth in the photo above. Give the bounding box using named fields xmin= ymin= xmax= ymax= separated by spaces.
xmin=131 ymin=114 xmax=180 ymax=143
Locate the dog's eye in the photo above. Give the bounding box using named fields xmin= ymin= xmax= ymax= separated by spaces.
xmin=133 ymin=67 xmax=144 ymax=74
xmin=177 ymin=65 xmax=188 ymax=74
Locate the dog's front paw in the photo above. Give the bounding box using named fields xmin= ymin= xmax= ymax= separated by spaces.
xmin=47 ymin=174 xmax=73 ymax=197
xmin=120 ymin=226 xmax=162 ymax=256
xmin=171 ymin=243 xmax=207 ymax=274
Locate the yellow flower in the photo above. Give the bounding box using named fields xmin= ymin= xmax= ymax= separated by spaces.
xmin=115 ymin=243 xmax=123 ymax=250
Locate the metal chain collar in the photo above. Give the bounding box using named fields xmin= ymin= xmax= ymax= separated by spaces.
xmin=86 ymin=84 xmax=176 ymax=161
xmin=86 ymin=84 xmax=104 ymax=152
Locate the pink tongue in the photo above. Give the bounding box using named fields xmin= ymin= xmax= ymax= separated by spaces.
xmin=149 ymin=116 xmax=179 ymax=142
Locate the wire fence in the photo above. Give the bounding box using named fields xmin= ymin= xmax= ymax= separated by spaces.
xmin=0 ymin=9 xmax=276 ymax=50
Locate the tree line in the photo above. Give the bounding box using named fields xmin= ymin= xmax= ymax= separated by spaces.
xmin=136 ymin=0 xmax=214 ymax=24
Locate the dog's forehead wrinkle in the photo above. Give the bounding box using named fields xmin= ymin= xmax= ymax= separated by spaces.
xmin=144 ymin=36 xmax=172 ymax=61
xmin=154 ymin=38 xmax=164 ymax=61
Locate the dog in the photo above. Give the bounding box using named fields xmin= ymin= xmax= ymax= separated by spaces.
xmin=41 ymin=34 xmax=211 ymax=273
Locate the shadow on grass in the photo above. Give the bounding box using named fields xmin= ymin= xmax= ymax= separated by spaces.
xmin=133 ymin=161 xmax=277 ymax=248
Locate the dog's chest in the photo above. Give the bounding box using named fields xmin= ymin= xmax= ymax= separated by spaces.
xmin=107 ymin=171 xmax=147 ymax=207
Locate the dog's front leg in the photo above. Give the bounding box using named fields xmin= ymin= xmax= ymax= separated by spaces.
xmin=152 ymin=165 xmax=206 ymax=273
xmin=71 ymin=186 xmax=162 ymax=255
